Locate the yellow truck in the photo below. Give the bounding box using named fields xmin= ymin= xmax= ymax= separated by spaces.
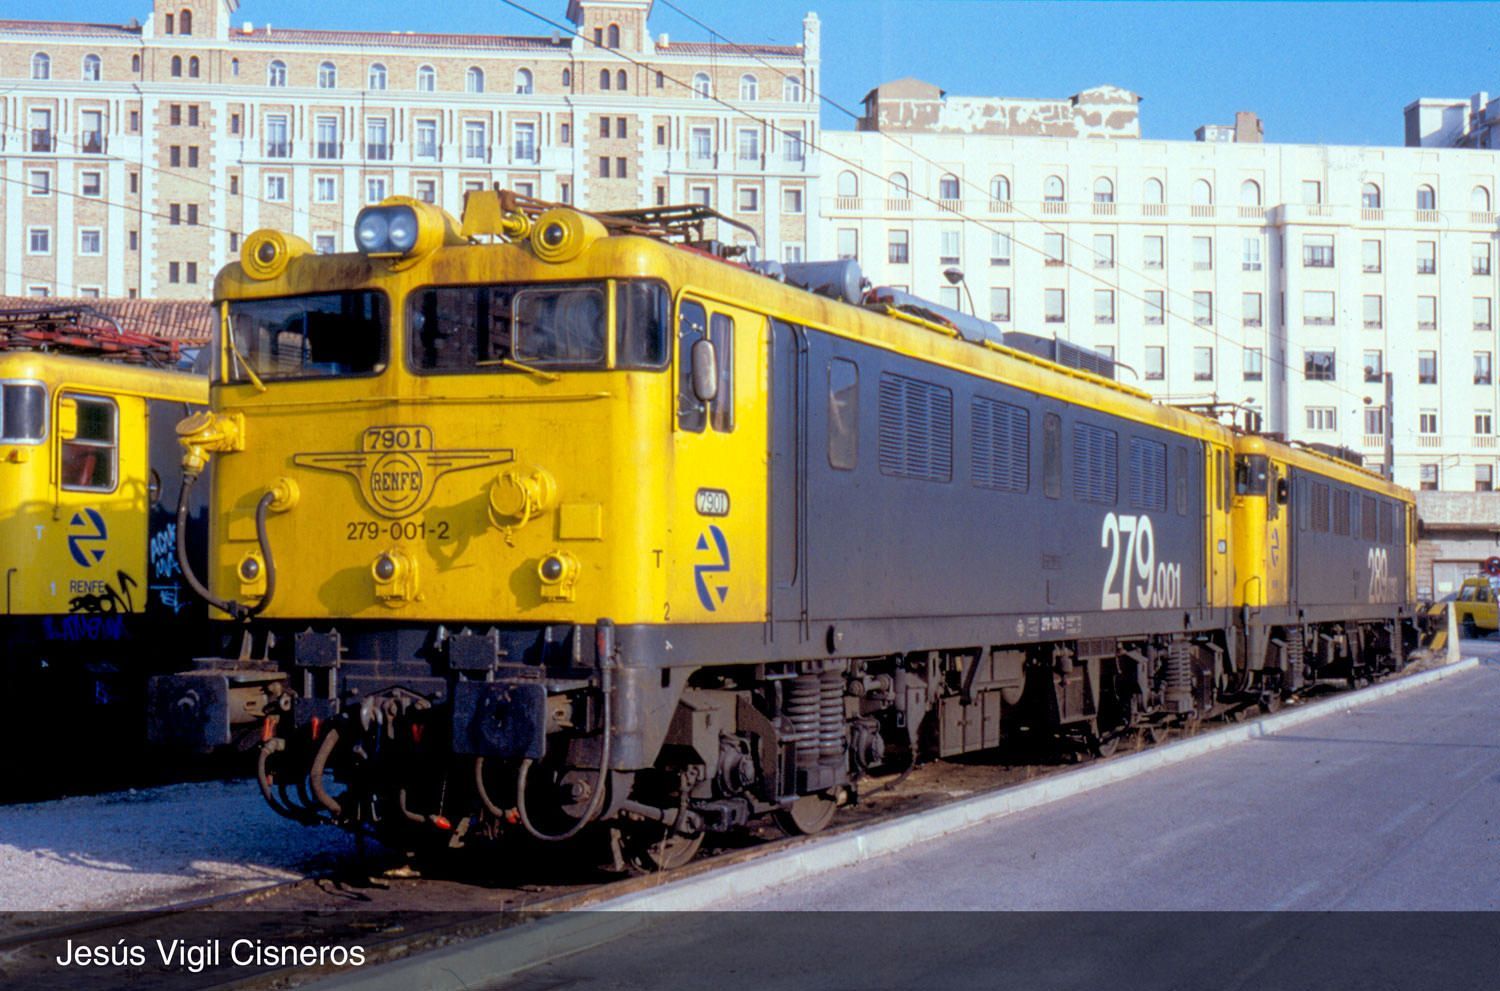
xmin=1439 ymin=577 xmax=1500 ymax=638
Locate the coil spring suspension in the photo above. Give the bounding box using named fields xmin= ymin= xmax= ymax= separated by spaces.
xmin=818 ymin=670 xmax=845 ymax=769
xmin=786 ymin=675 xmax=821 ymax=759
xmin=1165 ymin=639 xmax=1194 ymax=712
xmin=1286 ymin=627 xmax=1305 ymax=689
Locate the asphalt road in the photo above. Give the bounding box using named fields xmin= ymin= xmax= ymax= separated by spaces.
xmin=720 ymin=643 xmax=1500 ymax=911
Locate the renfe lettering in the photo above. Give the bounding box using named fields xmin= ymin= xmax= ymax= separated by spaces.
xmin=370 ymin=471 xmax=421 ymax=493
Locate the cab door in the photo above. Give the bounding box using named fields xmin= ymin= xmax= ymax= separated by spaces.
xmin=1207 ymin=443 xmax=1233 ymax=609
xmin=50 ymin=389 xmax=147 ymax=619
xmin=1263 ymin=459 xmax=1290 ymax=605
xmin=669 ymin=294 xmax=768 ymax=627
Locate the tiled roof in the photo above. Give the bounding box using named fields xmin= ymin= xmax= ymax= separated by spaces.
xmin=229 ymin=27 xmax=559 ymax=51
xmin=0 ymin=295 xmax=214 ymax=342
xmin=0 ymin=19 xmax=141 ymax=38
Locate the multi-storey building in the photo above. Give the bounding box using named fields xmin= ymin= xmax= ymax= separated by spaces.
xmin=822 ymin=79 xmax=1500 ymax=544
xmin=0 ymin=0 xmax=820 ymax=300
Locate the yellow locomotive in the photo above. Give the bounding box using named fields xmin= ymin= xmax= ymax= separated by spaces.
xmin=1 ymin=326 xmax=208 ymax=797
xmin=149 ymin=192 xmax=1420 ymax=865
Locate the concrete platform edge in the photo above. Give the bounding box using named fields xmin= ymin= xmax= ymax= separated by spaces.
xmin=311 ymin=655 xmax=1480 ymax=991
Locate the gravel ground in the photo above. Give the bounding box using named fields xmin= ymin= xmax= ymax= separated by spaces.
xmin=0 ymin=779 xmax=358 ymax=911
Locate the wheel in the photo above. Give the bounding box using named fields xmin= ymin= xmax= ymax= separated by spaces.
xmin=1139 ymin=723 xmax=1167 ymax=746
xmin=1090 ymin=732 xmax=1120 ymax=758
xmin=623 ymin=822 xmax=705 ymax=872
xmin=1462 ymin=617 xmax=1478 ymax=640
xmin=1259 ymin=692 xmax=1283 ymax=714
xmin=773 ymin=793 xmax=839 ymax=836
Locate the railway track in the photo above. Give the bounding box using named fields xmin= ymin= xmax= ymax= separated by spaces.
xmin=0 ymin=659 xmax=1452 ymax=991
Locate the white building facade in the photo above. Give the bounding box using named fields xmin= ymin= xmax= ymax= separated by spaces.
xmin=820 ymin=119 xmax=1500 ymax=500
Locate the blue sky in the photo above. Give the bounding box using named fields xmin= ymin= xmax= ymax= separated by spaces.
xmin=39 ymin=1 xmax=1500 ymax=146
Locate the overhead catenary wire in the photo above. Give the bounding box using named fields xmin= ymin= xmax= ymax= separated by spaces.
xmin=503 ymin=0 xmax=1388 ymax=421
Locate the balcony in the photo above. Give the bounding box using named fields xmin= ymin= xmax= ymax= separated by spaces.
xmin=1416 ymin=262 xmax=1436 ymax=275
xmin=1364 ymin=320 xmax=1383 ymax=329
xmin=1474 ymin=263 xmax=1492 ymax=276
xmin=1092 ymin=201 xmax=1116 ymax=217
xmin=314 ymin=141 xmax=342 ymax=160
xmin=30 ymin=129 xmax=53 ymax=152
xmin=1416 ymin=209 xmax=1440 ymax=223
xmin=1193 ymin=262 xmax=1212 ymax=271
xmin=1095 ymin=260 xmax=1114 ymax=269
xmin=1304 ymin=317 xmax=1335 ymax=326
xmin=886 ymin=198 xmax=911 ymax=212
xmin=938 ymin=198 xmax=962 ymax=213
xmin=1243 ymin=318 xmax=1262 ymax=328
xmin=366 ymin=143 xmax=391 ymax=161
xmin=1473 ymin=211 xmax=1496 ymax=225
xmin=1239 ymin=205 xmax=1265 ymax=220
xmin=988 ymin=199 xmax=1012 ymax=213
xmin=1042 ymin=201 xmax=1069 ymax=216
xmin=265 ymin=141 xmax=290 ymax=158
xmin=1362 ymin=264 xmax=1381 ymax=273
xmin=1417 ymin=435 xmax=1442 ymax=448
xmin=1477 ymin=436 xmax=1498 ymax=449
xmin=1419 ymin=321 xmax=1437 ymax=331
xmin=1361 ymin=208 xmax=1384 ymax=222
xmin=833 ymin=195 xmax=860 ymax=211
xmin=1141 ymin=203 xmax=1167 ymax=217
xmin=1362 ymin=434 xmax=1385 ymax=449
xmin=79 ymin=131 xmax=104 ymax=154
xmin=1190 ymin=204 xmax=1215 ymax=219
xmin=1477 ymin=322 xmax=1494 ymax=332
xmin=1242 ymin=261 xmax=1262 ymax=271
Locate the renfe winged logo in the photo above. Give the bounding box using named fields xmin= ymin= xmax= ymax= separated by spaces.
xmin=293 ymin=426 xmax=513 ymax=518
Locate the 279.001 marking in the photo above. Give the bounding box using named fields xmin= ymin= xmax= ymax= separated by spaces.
xmin=346 ymin=520 xmax=450 ymax=541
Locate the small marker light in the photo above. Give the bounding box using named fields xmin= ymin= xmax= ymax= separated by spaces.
xmin=542 ymin=222 xmax=566 ymax=247
xmin=540 ymin=555 xmax=565 ymax=581
xmin=240 ymin=557 xmax=261 ymax=581
xmin=256 ymin=240 xmax=278 ymax=265
xmin=374 ymin=554 xmax=397 ymax=581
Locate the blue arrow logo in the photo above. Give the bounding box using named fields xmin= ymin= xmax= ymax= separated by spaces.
xmin=68 ymin=509 xmax=108 ymax=567
xmin=693 ymin=525 xmax=730 ymax=611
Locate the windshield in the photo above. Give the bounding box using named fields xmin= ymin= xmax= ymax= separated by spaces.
xmin=409 ymin=280 xmax=669 ymax=373
xmin=226 ymin=291 xmax=387 ymax=383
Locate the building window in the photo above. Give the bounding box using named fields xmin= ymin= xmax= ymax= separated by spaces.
xmin=691 ymin=185 xmax=711 ymax=207
xmin=171 ymin=56 xmax=182 ymax=78
xmin=31 ymin=52 xmax=50 ymax=80
xmin=783 ymin=187 xmax=804 ymax=214
xmin=231 ymin=58 xmax=238 ymax=77
xmin=1303 ymin=291 xmax=1335 ymax=326
xmin=739 ymin=74 xmax=758 ymax=101
xmin=366 ymin=118 xmax=390 ymax=160
xmin=27 ymin=228 xmax=51 ymax=254
xmin=737 ymin=186 xmax=759 ymax=212
xmin=265 ymin=114 xmax=289 ymax=158
xmin=514 ymin=121 xmax=536 ymax=162
xmin=168 ymin=262 xmax=180 ymax=283
xmin=1475 ymin=297 xmax=1493 ymax=331
xmin=169 ymin=202 xmax=181 ymax=225
xmin=1475 ymin=351 xmax=1493 ymax=385
xmin=1361 ymin=239 xmax=1381 ymax=273
xmin=1093 ymin=234 xmax=1114 ymax=268
xmin=169 ymin=146 xmax=182 ymax=167
xmin=1144 ymin=235 xmax=1166 ymax=269
xmin=737 ymin=128 xmax=759 ymax=161
xmin=1416 ymin=240 xmax=1437 ymax=275
xmin=1304 ymin=349 xmax=1336 ymax=381
xmin=186 ymin=262 xmax=198 ymax=284
xmin=265 ymin=175 xmax=287 ymax=201
xmin=188 ymin=56 xmax=199 ymax=78
xmin=1361 ymin=182 xmax=1381 ymax=208
xmin=80 ymin=171 xmax=101 ymax=197
xmin=315 ymin=117 xmax=340 ymax=159
xmin=1043 ymin=233 xmax=1064 ymax=265
xmin=1363 ymin=349 xmax=1383 ymax=383
xmin=693 ymin=72 xmax=711 ymax=99
xmin=1475 ymin=186 xmax=1493 ymax=212
xmin=188 ymin=105 xmax=199 ymax=126
xmin=1094 ymin=290 xmax=1115 ymax=324
xmin=990 ymin=232 xmax=1011 ymax=266
xmin=363 ymin=63 xmax=386 ymax=90
xmin=1242 ymin=292 xmax=1262 ymax=327
xmin=837 ymin=228 xmax=857 ymax=260
xmin=129 ymin=231 xmax=138 ymax=250
xmin=1145 ymin=291 xmax=1164 ymax=325
xmin=560 ymin=121 xmax=572 ymax=145
xmin=1418 ymin=410 xmax=1438 ymax=435
xmin=1192 ymin=236 xmax=1213 ymax=270
xmin=616 ymin=69 xmax=627 ymax=90
xmin=1043 ymin=175 xmax=1065 ymax=202
xmin=229 ymin=175 xmax=237 ymax=194
xmin=27 ymin=169 xmax=50 ymax=197
xmin=616 ymin=156 xmax=627 ymax=177
xmin=1416 ymin=184 xmax=1436 ymax=210
xmin=515 ymin=68 xmax=533 ymax=94
xmin=1193 ymin=347 xmax=1214 ymax=381
xmin=1419 ymin=464 xmax=1438 ymax=490
xmin=1418 ymin=296 xmax=1438 ymax=330
xmin=1364 ymin=408 xmax=1385 ymax=435
xmin=784 ymin=127 xmax=805 ymax=162
xmin=418 ymin=65 xmax=436 ymax=91
xmin=268 ymin=60 xmax=286 ymax=87
xmin=989 ymin=175 xmax=1010 ymax=203
xmin=1363 ymin=294 xmax=1383 ymax=329
xmin=783 ymin=76 xmax=803 ymax=101
xmin=1143 ymin=177 xmax=1164 ymax=204
xmin=837 ymin=171 xmax=858 ymax=198
xmin=1305 ymin=407 xmax=1337 ymax=432
xmin=1145 ymin=346 xmax=1165 ymax=381
xmin=463 ymin=121 xmax=488 ymax=161
xmin=598 ymin=156 xmax=611 ymax=178
xmin=1418 ymin=350 xmax=1438 ymax=384
xmin=939 ymin=286 xmax=961 ymax=311
xmin=187 ymin=204 xmax=198 ymax=225
xmin=318 ymin=61 xmax=336 ymax=88
xmin=690 ymin=126 xmax=712 ymax=161
xmin=940 ymin=230 xmax=962 ymax=266
xmin=1093 ymin=177 xmax=1114 ymax=204
xmin=989 ymin=287 xmax=1011 ymax=323
xmin=1301 ymin=180 xmax=1322 ymax=205
xmin=82 ymin=53 xmax=101 ymax=81
xmin=606 ymin=22 xmax=621 ymax=47
xmin=1303 ymin=234 xmax=1334 ymax=268
xmin=1477 ymin=464 xmax=1494 ymax=493
xmin=229 ymin=112 xmax=239 ymax=135
xmin=1240 ymin=179 xmax=1261 ymax=206
xmin=78 ymin=229 xmax=102 ymax=255
xmin=466 ymin=67 xmax=484 ymax=93
xmin=179 ymin=8 xmax=192 ymax=34
xmin=314 ymin=176 xmax=337 ymax=203
xmin=1479 ymin=411 xmax=1496 ymax=436
xmin=314 ymin=234 xmax=336 ymax=255
xmin=939 ymin=174 xmax=961 ymax=201
xmin=1044 ymin=289 xmax=1065 ymax=323
xmin=888 ymin=230 xmax=909 ymax=264
xmin=1243 ymin=348 xmax=1263 ymax=382
xmin=1474 ymin=242 xmax=1493 ymax=276
xmin=367 ymin=177 xmax=386 ymax=202
xmin=784 ymin=244 xmax=803 ymax=263
xmin=1193 ymin=291 xmax=1213 ymax=325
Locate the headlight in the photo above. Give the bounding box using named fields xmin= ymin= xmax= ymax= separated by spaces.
xmin=387 ymin=210 xmax=419 ymax=252
xmin=355 ymin=208 xmax=394 ymax=254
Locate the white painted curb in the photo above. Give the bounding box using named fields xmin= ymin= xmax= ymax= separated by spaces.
xmin=312 ymin=655 xmax=1482 ymax=991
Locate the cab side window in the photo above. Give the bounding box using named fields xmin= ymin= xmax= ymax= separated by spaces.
xmin=677 ymin=299 xmax=708 ymax=432
xmin=60 ymin=395 xmax=118 ymax=492
xmin=709 ymin=313 xmax=734 ymax=433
